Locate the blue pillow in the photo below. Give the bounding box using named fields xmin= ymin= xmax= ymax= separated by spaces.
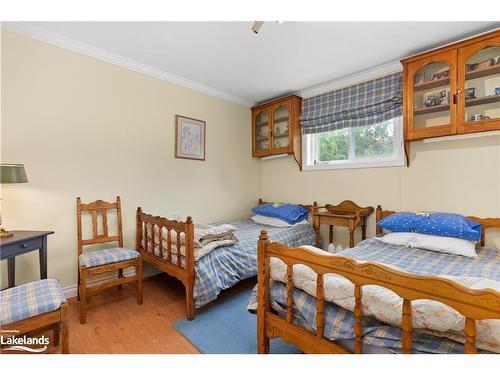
xmin=251 ymin=203 xmax=309 ymax=225
xmin=378 ymin=212 xmax=481 ymax=241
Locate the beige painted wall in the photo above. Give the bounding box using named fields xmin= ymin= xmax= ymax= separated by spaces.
xmin=0 ymin=30 xmax=260 ymax=289
xmin=261 ymin=136 xmax=500 ymax=249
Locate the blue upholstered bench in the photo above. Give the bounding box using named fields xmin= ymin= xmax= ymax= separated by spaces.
xmin=0 ymin=279 xmax=69 ymax=353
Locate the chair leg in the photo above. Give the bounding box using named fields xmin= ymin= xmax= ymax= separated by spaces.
xmin=61 ymin=320 xmax=69 ymax=354
xmin=79 ymin=269 xmax=87 ymax=324
xmin=118 ymin=268 xmax=123 ymax=290
xmin=77 ymin=267 xmax=81 ymax=301
xmin=53 ymin=323 xmax=60 ymax=347
xmin=136 ymin=258 xmax=143 ymax=305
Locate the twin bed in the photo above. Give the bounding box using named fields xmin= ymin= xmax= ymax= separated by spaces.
xmin=135 ymin=200 xmax=500 ymax=354
xmin=135 ymin=199 xmax=316 ymax=320
xmin=254 ymin=206 xmax=500 ymax=354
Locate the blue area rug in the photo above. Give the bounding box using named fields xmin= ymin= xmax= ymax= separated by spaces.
xmin=172 ymin=285 xmax=301 ymax=354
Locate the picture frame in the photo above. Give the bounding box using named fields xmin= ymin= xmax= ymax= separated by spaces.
xmin=476 ymin=58 xmax=493 ymax=71
xmin=175 ymin=115 xmax=206 ymax=161
xmin=465 ymin=87 xmax=476 ymax=101
xmin=431 ymin=67 xmax=450 ymax=81
xmin=423 ymin=89 xmax=449 ymax=107
xmin=414 ymin=72 xmax=425 ymax=85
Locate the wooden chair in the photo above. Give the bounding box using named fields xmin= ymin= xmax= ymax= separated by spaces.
xmin=0 ymin=279 xmax=69 ymax=354
xmin=77 ymin=196 xmax=143 ymax=324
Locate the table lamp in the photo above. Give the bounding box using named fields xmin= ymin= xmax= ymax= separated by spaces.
xmin=1 ymin=163 xmax=28 ymax=238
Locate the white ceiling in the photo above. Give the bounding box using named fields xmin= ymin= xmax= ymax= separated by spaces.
xmin=4 ymin=22 xmax=499 ymax=106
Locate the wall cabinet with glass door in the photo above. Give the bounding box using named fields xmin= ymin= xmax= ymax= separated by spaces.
xmin=402 ymin=29 xmax=500 ymax=143
xmin=252 ymin=95 xmax=302 ymax=168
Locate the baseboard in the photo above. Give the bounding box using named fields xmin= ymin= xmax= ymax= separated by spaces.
xmin=62 ymin=267 xmax=160 ymax=299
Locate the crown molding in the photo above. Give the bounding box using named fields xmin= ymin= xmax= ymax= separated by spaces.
xmin=1 ymin=22 xmax=254 ymax=108
xmin=297 ymin=60 xmax=402 ymax=99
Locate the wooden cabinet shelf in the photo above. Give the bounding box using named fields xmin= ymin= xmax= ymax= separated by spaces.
xmin=274 ymin=132 xmax=289 ymax=138
xmin=402 ymin=29 xmax=500 ymax=162
xmin=414 ymin=104 xmax=450 ymax=115
xmin=252 ymin=95 xmax=302 ymax=169
xmin=465 ymin=95 xmax=500 ymax=107
xmin=273 ymin=117 xmax=289 ymax=124
xmin=414 ymin=77 xmax=450 ymax=92
xmin=466 ymin=64 xmax=500 ymax=80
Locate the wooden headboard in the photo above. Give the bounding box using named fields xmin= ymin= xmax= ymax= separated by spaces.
xmin=375 ymin=205 xmax=500 ymax=247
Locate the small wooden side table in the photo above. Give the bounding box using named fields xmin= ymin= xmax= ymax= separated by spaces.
xmin=312 ymin=201 xmax=373 ymax=248
xmin=0 ymin=230 xmax=54 ymax=288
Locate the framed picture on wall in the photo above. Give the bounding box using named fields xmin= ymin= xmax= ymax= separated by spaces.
xmin=175 ymin=115 xmax=206 ymax=161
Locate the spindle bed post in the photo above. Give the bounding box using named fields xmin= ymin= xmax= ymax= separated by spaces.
xmin=286 ymin=265 xmax=294 ymax=323
xmin=316 ymin=274 xmax=325 ymax=338
xmin=185 ymin=216 xmax=195 ymax=320
xmin=167 ymin=229 xmax=172 ymax=263
xmin=401 ymin=299 xmax=413 ymax=354
xmin=464 ymin=317 xmax=477 ymax=354
xmin=257 ymin=230 xmax=271 ymax=354
xmin=354 ymin=285 xmax=363 ymax=354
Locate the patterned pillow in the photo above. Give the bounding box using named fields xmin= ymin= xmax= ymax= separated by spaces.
xmin=251 ymin=203 xmax=309 ymax=225
xmin=378 ymin=212 xmax=481 ymax=241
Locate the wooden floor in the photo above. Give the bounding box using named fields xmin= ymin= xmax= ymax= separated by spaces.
xmin=16 ymin=274 xmax=254 ymax=354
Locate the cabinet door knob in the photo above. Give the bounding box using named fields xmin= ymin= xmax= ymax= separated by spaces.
xmin=21 ymin=243 xmax=28 ymax=249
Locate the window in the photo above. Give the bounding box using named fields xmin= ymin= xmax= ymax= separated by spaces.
xmin=303 ymin=117 xmax=404 ymax=170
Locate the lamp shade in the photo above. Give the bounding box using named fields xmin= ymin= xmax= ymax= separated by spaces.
xmin=1 ymin=164 xmax=28 ymax=183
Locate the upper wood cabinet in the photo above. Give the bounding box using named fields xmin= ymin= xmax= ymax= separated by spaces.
xmin=402 ymin=29 xmax=500 ymax=142
xmin=252 ymin=95 xmax=303 ymax=168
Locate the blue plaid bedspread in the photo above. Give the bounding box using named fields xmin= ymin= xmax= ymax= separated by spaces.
xmin=194 ymin=220 xmax=315 ymax=308
xmin=249 ymin=238 xmax=500 ymax=354
xmin=0 ymin=279 xmax=66 ymax=326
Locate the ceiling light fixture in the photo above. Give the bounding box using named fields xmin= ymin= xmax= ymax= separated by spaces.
xmin=251 ymin=21 xmax=264 ymax=34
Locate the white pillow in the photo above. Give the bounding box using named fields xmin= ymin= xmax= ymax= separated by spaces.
xmin=250 ymin=214 xmax=309 ymax=228
xmin=378 ymin=232 xmax=477 ymax=258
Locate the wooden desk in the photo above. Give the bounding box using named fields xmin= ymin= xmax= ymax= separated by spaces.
xmin=0 ymin=230 xmax=54 ymax=288
xmin=312 ymin=201 xmax=373 ymax=248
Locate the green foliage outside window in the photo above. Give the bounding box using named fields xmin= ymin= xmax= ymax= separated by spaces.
xmin=318 ymin=120 xmax=394 ymax=161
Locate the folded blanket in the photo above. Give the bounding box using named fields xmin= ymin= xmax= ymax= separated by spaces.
xmin=270 ymin=245 xmax=500 ymax=353
xmin=144 ymin=221 xmax=239 ymax=260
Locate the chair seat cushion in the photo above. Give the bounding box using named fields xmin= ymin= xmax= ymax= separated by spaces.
xmin=79 ymin=247 xmax=139 ymax=268
xmin=0 ymin=279 xmax=66 ymax=326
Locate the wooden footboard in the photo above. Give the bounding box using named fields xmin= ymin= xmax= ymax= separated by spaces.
xmin=257 ymin=229 xmax=500 ymax=354
xmin=136 ymin=208 xmax=195 ymax=320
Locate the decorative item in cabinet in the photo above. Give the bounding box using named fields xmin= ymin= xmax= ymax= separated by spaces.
xmin=401 ymin=29 xmax=500 ymax=161
xmin=251 ymin=95 xmax=303 ymax=169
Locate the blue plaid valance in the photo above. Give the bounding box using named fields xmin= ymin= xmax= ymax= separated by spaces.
xmin=301 ymin=72 xmax=403 ymax=134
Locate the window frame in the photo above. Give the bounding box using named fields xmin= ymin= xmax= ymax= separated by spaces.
xmin=302 ymin=116 xmax=405 ymax=171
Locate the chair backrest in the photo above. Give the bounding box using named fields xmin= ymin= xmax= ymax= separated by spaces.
xmin=76 ymin=196 xmax=124 ymax=255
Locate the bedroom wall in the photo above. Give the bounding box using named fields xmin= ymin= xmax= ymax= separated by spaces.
xmin=260 ymin=135 xmax=500 ymax=249
xmin=0 ymin=30 xmax=260 ymax=290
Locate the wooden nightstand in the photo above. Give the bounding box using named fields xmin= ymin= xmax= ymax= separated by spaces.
xmin=312 ymin=201 xmax=373 ymax=248
xmin=0 ymin=230 xmax=54 ymax=288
